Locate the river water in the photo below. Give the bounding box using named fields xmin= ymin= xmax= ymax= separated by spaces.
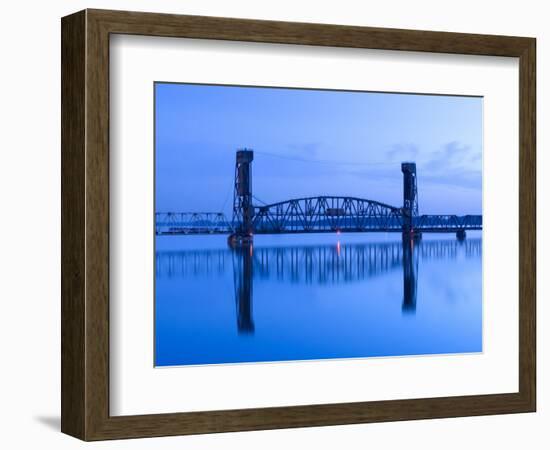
xmin=155 ymin=232 xmax=482 ymax=366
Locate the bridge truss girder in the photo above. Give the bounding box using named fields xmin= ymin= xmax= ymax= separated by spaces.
xmin=252 ymin=196 xmax=403 ymax=234
xmin=155 ymin=212 xmax=231 ymax=235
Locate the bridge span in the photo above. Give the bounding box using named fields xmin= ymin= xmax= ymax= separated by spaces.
xmin=156 ymin=149 xmax=482 ymax=242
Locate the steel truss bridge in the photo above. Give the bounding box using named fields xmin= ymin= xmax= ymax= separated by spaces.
xmin=156 ymin=150 xmax=482 ymax=240
xmin=155 ymin=201 xmax=482 ymax=236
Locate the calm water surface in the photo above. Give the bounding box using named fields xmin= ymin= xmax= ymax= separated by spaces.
xmin=155 ymin=232 xmax=482 ymax=366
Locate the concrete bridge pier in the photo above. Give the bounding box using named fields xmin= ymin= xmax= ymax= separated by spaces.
xmin=228 ymin=233 xmax=253 ymax=248
xmin=456 ymin=229 xmax=467 ymax=241
xmin=403 ymin=229 xmax=423 ymax=241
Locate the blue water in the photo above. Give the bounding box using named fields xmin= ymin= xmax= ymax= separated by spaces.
xmin=155 ymin=232 xmax=482 ymax=366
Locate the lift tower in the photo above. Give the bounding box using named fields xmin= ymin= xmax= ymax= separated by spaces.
xmin=401 ymin=162 xmax=419 ymax=236
xmin=229 ymin=149 xmax=254 ymax=246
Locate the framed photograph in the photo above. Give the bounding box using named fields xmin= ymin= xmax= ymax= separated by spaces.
xmin=61 ymin=9 xmax=536 ymax=440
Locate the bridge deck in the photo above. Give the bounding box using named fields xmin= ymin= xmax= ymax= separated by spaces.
xmin=155 ymin=213 xmax=482 ymax=236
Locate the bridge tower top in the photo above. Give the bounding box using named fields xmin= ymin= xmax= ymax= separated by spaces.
xmin=401 ymin=162 xmax=419 ymax=216
xmin=401 ymin=162 xmax=419 ymax=233
xmin=235 ymin=149 xmax=254 ymax=194
xmin=232 ymin=149 xmax=255 ymax=240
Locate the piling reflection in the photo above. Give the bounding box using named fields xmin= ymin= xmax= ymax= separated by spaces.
xmin=156 ymin=238 xmax=481 ymax=334
xmin=232 ymin=245 xmax=255 ymax=334
xmin=402 ymin=237 xmax=418 ymax=314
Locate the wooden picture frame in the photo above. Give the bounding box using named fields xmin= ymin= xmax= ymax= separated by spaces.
xmin=61 ymin=9 xmax=536 ymax=441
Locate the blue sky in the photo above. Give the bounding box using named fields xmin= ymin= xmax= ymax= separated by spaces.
xmin=155 ymin=83 xmax=482 ymax=215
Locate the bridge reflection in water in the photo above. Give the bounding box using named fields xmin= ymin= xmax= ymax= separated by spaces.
xmin=156 ymin=237 xmax=482 ymax=335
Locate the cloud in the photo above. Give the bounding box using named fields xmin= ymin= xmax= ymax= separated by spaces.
xmin=346 ymin=140 xmax=482 ymax=192
xmin=423 ymin=141 xmax=475 ymax=172
xmin=419 ymin=141 xmax=482 ymax=190
xmin=420 ymin=171 xmax=481 ymax=190
xmin=470 ymin=152 xmax=482 ymax=163
xmin=386 ymin=143 xmax=419 ymax=162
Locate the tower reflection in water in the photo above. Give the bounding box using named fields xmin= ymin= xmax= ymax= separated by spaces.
xmin=232 ymin=244 xmax=255 ymax=334
xmin=156 ymin=236 xmax=482 ymax=335
xmin=402 ymin=237 xmax=418 ymax=314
